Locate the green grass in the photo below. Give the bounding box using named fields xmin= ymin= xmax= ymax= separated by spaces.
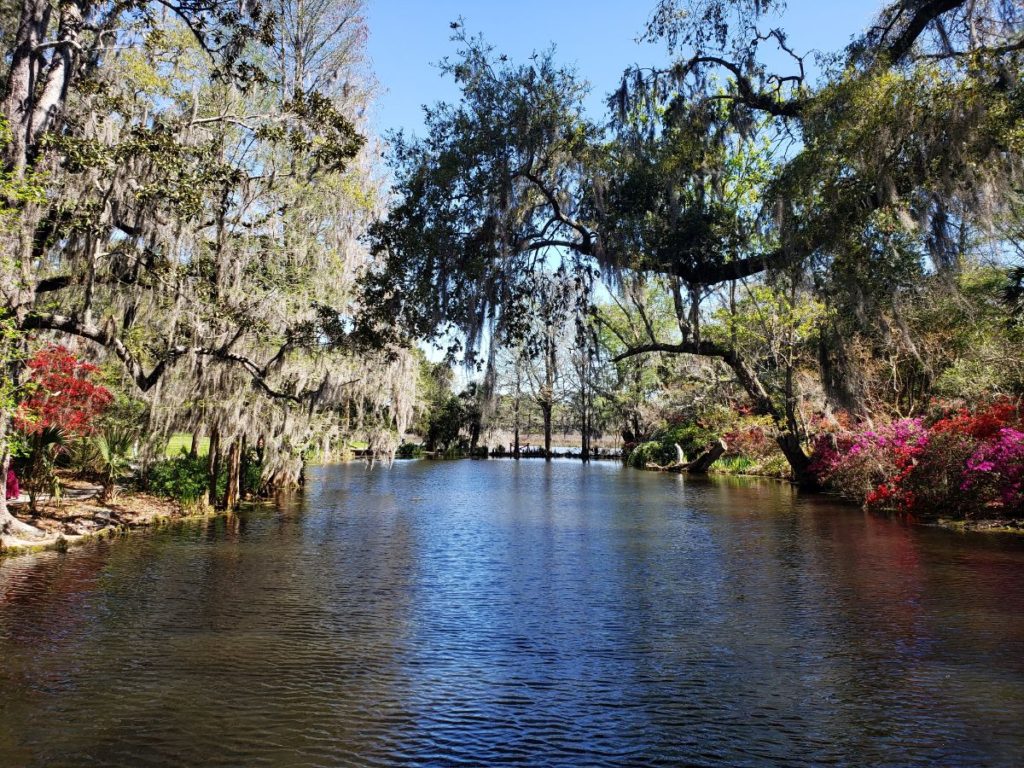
xmin=165 ymin=433 xmax=210 ymax=458
xmin=713 ymin=456 xmax=756 ymax=474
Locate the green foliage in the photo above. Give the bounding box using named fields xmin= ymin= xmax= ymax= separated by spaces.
xmin=626 ymin=422 xmax=718 ymax=468
xmin=412 ymin=356 xmax=456 ymax=437
xmin=708 ymin=285 xmax=827 ymax=354
xmin=280 ymin=90 xmax=365 ymax=172
xmin=0 ymin=313 xmax=26 ymax=417
xmin=89 ymin=426 xmax=137 ymax=502
xmin=714 ymin=456 xmax=756 ymax=474
xmin=662 ymin=423 xmax=719 ymax=459
xmin=19 ymin=426 xmax=68 ymax=512
xmin=0 ymin=116 xmax=46 ymax=223
xmin=148 ymin=455 xmax=217 ymax=505
xmin=396 ymin=442 xmax=424 ymax=459
xmin=425 ymin=395 xmax=467 ymax=453
xmin=754 ymin=453 xmax=792 ymax=479
xmin=357 ymin=34 xmax=598 ymax=354
xmin=626 ymin=441 xmax=665 ymax=469
xmin=243 ymin=447 xmax=263 ymax=496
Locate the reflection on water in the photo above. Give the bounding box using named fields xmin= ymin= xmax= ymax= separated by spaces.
xmin=2 ymin=460 xmax=1024 ymax=766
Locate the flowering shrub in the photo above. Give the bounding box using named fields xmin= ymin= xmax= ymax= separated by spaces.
xmin=929 ymin=400 xmax=1017 ymax=441
xmin=15 ymin=345 xmax=113 ymax=436
xmin=722 ymin=420 xmax=775 ymax=460
xmin=811 ymin=418 xmax=929 ymax=509
xmin=810 ymin=399 xmax=1024 ymax=520
xmin=961 ymin=428 xmax=1024 ymax=516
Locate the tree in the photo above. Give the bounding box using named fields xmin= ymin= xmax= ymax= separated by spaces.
xmin=14 ymin=345 xmax=113 ymax=437
xmin=0 ymin=0 xmax=416 ymax=533
xmin=13 ymin=345 xmax=113 ymax=512
xmin=358 ymin=2 xmax=1023 ymax=485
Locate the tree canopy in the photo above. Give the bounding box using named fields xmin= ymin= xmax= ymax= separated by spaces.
xmin=357 ymin=0 xmax=1024 ymax=483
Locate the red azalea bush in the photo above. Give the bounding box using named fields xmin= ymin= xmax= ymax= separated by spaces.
xmin=722 ymin=421 xmax=775 ymax=460
xmin=810 ymin=399 xmax=1024 ymax=520
xmin=810 ymin=417 xmax=929 ymax=510
xmin=15 ymin=344 xmax=113 ymax=436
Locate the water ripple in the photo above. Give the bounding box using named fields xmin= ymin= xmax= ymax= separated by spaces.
xmin=1 ymin=460 xmax=1024 ymax=767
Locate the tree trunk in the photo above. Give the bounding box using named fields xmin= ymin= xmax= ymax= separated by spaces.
xmin=207 ymin=425 xmax=221 ymax=508
xmin=513 ymin=386 xmax=521 ymax=459
xmin=240 ymin=435 xmax=250 ymax=499
xmin=541 ymin=401 xmax=553 ymax=462
xmin=777 ymin=431 xmax=817 ymax=489
xmin=0 ymin=411 xmax=41 ymax=539
xmin=542 ymin=321 xmax=556 ymax=462
xmin=580 ymin=378 xmax=592 ymax=464
xmin=685 ymin=439 xmax=727 ymax=474
xmin=224 ymin=440 xmax=241 ymax=512
xmin=2 ymin=1 xmax=51 ymax=175
xmin=720 ymin=349 xmax=814 ymax=485
xmin=188 ymin=428 xmax=202 ymax=460
xmin=0 ymin=343 xmax=41 ymax=538
xmin=580 ymin=405 xmax=589 ymax=463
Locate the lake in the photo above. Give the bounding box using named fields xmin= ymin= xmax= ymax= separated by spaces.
xmin=2 ymin=459 xmax=1024 ymax=767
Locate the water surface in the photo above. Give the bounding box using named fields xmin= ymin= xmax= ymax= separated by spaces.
xmin=2 ymin=460 xmax=1024 ymax=766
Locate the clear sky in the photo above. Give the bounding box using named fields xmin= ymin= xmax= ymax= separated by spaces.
xmin=364 ymin=0 xmax=883 ymax=139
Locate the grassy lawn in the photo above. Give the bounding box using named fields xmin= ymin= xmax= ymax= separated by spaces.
xmin=165 ymin=433 xmax=210 ymax=458
xmin=165 ymin=435 xmax=369 ymax=459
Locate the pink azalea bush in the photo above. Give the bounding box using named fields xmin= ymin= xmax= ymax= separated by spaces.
xmin=961 ymin=428 xmax=1024 ymax=515
xmin=810 ymin=399 xmax=1024 ymax=520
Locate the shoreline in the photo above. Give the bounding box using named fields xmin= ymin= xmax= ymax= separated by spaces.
xmin=4 ymin=460 xmax=1021 ymax=560
xmin=638 ymin=461 xmax=1024 ymax=535
xmin=0 ymin=489 xmax=232 ymax=559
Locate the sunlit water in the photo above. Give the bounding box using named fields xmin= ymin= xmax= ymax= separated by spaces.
xmin=2 ymin=460 xmax=1024 ymax=767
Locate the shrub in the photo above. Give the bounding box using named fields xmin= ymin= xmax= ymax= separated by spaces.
xmin=626 ymin=441 xmax=665 ymax=469
xmin=810 ymin=399 xmax=1024 ymax=520
xmin=715 ymin=455 xmax=756 ymax=474
xmin=15 ymin=345 xmax=112 ymax=436
xmin=18 ymin=426 xmax=69 ymax=512
xmin=813 ymin=418 xmax=929 ymax=507
xmin=396 ymin=442 xmax=423 ymax=459
xmin=626 ymin=423 xmax=719 ymax=468
xmin=723 ymin=417 xmax=776 ymax=460
xmin=243 ymin=447 xmax=264 ymax=496
xmin=148 ymin=454 xmax=217 ymax=504
xmin=961 ymin=428 xmax=1024 ymax=516
xmin=14 ymin=345 xmax=114 ymax=510
xmin=755 ymin=453 xmax=792 ymax=479
xmin=89 ymin=426 xmax=137 ymax=502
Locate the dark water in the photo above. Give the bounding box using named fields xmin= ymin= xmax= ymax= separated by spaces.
xmin=2 ymin=461 xmax=1024 ymax=767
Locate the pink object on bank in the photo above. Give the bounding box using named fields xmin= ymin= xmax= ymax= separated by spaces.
xmin=5 ymin=468 xmax=18 ymax=500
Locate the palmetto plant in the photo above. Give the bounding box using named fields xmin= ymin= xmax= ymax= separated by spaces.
xmin=92 ymin=427 xmax=137 ymax=503
xmin=23 ymin=426 xmax=68 ymax=513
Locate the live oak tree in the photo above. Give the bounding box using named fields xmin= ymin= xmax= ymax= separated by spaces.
xmin=0 ymin=0 xmax=415 ymax=534
xmin=359 ymin=1 xmax=1023 ymax=485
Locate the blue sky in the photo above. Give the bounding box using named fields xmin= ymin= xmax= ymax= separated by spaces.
xmin=365 ymin=0 xmax=882 ymax=138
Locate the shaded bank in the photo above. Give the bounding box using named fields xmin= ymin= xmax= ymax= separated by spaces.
xmin=0 ymin=487 xmax=235 ymax=558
